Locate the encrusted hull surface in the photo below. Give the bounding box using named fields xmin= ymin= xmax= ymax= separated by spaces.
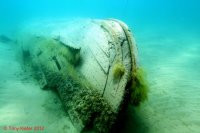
xmin=19 ymin=19 xmax=137 ymax=132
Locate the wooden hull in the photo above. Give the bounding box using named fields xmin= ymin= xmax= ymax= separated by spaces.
xmin=19 ymin=19 xmax=137 ymax=132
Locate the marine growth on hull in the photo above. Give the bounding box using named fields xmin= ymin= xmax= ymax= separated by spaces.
xmin=19 ymin=19 xmax=148 ymax=133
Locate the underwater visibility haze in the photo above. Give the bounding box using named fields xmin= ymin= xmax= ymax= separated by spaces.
xmin=0 ymin=0 xmax=200 ymax=133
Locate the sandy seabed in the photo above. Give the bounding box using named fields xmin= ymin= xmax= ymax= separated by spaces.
xmin=0 ymin=41 xmax=77 ymax=133
xmin=122 ymin=24 xmax=200 ymax=133
xmin=0 ymin=23 xmax=200 ymax=133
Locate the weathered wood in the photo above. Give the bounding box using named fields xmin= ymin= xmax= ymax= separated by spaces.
xmin=18 ymin=19 xmax=137 ymax=132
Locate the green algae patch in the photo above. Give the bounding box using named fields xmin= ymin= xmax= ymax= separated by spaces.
xmin=112 ymin=62 xmax=125 ymax=79
xmin=129 ymin=67 xmax=148 ymax=106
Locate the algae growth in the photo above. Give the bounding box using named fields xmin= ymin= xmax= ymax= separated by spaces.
xmin=129 ymin=67 xmax=148 ymax=106
xmin=21 ymin=36 xmax=116 ymax=133
xmin=112 ymin=61 xmax=125 ymax=79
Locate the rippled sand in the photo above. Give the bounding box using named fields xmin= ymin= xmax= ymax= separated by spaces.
xmin=0 ymin=23 xmax=199 ymax=133
xmin=0 ymin=41 xmax=76 ymax=132
xmin=122 ymin=24 xmax=200 ymax=133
